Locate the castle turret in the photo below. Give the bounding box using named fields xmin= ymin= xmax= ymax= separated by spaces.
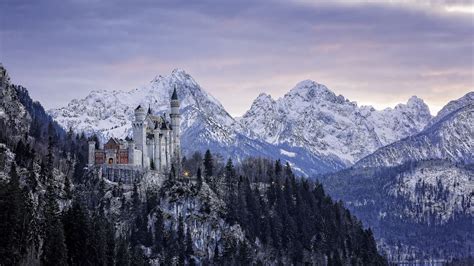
xmin=170 ymin=86 xmax=181 ymax=163
xmin=88 ymin=141 xmax=96 ymax=166
xmin=133 ymin=105 xmax=149 ymax=169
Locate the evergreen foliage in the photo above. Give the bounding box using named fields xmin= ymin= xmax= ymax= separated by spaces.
xmin=203 ymin=149 xmax=213 ymax=179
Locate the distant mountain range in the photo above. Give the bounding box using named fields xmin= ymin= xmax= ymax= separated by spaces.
xmin=241 ymin=80 xmax=432 ymax=165
xmin=355 ymin=92 xmax=473 ymax=168
xmin=50 ymin=69 xmax=435 ymax=176
xmin=321 ymin=92 xmax=473 ymax=261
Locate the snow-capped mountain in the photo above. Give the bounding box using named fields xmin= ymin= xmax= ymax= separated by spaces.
xmin=355 ymin=92 xmax=473 ymax=168
xmin=50 ymin=70 xmax=440 ymax=175
xmin=241 ymin=80 xmax=432 ymax=165
xmin=426 ymin=91 xmax=474 ymax=128
xmin=49 ymin=69 xmax=340 ymax=175
xmin=50 ymin=69 xmax=238 ymax=141
xmin=321 ymin=91 xmax=474 ymax=260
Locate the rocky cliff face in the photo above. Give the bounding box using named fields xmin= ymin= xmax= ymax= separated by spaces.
xmin=321 ymin=92 xmax=474 ymax=261
xmin=241 ymin=80 xmax=432 ymax=165
xmin=355 ymin=92 xmax=473 ymax=168
xmin=0 ymin=65 xmax=31 ymax=140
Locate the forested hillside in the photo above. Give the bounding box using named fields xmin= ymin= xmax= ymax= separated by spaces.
xmin=321 ymin=160 xmax=473 ymax=262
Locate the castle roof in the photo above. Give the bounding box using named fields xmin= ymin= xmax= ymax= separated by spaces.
xmin=171 ymin=86 xmax=178 ymax=100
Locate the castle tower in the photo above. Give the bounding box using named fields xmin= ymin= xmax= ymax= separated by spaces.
xmin=88 ymin=141 xmax=96 ymax=166
xmin=160 ymin=121 xmax=170 ymax=170
xmin=170 ymin=86 xmax=181 ymax=163
xmin=133 ymin=105 xmax=149 ymax=169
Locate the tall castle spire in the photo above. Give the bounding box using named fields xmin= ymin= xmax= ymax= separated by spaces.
xmin=170 ymin=84 xmax=181 ymax=164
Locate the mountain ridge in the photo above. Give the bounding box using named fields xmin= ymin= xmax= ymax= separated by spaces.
xmin=354 ymin=92 xmax=473 ymax=168
xmin=241 ymin=79 xmax=432 ymax=165
xmin=49 ymin=69 xmax=344 ymax=175
xmin=49 ymin=69 xmax=438 ymax=175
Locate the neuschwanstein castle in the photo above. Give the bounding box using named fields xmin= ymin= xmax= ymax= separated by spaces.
xmin=88 ymin=88 xmax=181 ymax=172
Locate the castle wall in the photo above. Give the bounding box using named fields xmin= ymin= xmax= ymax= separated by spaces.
xmin=88 ymin=141 xmax=96 ymax=166
xmin=118 ymin=149 xmax=129 ymax=164
xmin=94 ymin=151 xmax=105 ymax=164
xmin=133 ymin=149 xmax=142 ymax=166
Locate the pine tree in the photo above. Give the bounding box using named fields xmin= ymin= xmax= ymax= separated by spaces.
xmin=131 ymin=245 xmax=148 ymax=266
xmin=274 ymin=159 xmax=282 ymax=178
xmin=185 ymin=226 xmax=194 ymax=265
xmin=203 ymin=149 xmax=213 ymax=180
xmin=41 ymin=178 xmax=68 ymax=265
xmin=196 ymin=167 xmax=202 ymax=190
xmin=284 ymin=162 xmax=293 ymax=178
xmin=132 ymin=181 xmax=141 ymax=214
xmin=46 ymin=137 xmax=54 ymax=179
xmin=213 ymin=242 xmax=220 ymax=263
xmin=27 ymin=160 xmax=38 ymax=193
xmin=154 ymin=209 xmax=164 ymax=253
xmin=64 ymin=175 xmax=72 ymax=199
xmin=116 ymin=238 xmax=131 ymax=266
xmin=0 ymin=163 xmax=23 ymax=264
xmin=63 ymin=201 xmax=90 ymax=265
xmin=225 ymin=158 xmax=235 ymax=181
xmin=39 ymin=161 xmax=47 ymax=184
xmin=89 ymin=213 xmax=110 ymax=265
xmin=238 ymin=241 xmax=252 ymax=265
xmin=177 ymin=216 xmax=185 ymax=265
xmin=105 ymin=221 xmax=116 ymax=266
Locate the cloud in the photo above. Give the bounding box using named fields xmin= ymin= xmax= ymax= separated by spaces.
xmin=0 ymin=0 xmax=472 ymax=116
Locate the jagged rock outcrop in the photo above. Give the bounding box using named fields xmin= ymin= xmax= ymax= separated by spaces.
xmin=355 ymin=92 xmax=473 ymax=168
xmin=241 ymin=80 xmax=432 ymax=165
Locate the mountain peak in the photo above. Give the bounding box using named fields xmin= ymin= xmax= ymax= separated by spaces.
xmin=150 ymin=68 xmax=192 ymax=84
xmin=427 ymin=91 xmax=474 ymax=128
xmin=286 ymin=80 xmax=337 ymax=102
xmin=407 ymin=95 xmax=424 ymax=105
xmin=171 ymin=68 xmax=188 ymax=76
xmin=254 ymin=92 xmax=274 ymax=103
xmin=406 ymin=95 xmax=431 ymax=113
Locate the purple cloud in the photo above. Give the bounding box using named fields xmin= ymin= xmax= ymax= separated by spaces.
xmin=0 ymin=0 xmax=472 ymax=116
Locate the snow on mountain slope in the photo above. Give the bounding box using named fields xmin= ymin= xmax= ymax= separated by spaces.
xmin=355 ymin=92 xmax=474 ymax=168
xmin=388 ymin=161 xmax=473 ymax=224
xmin=426 ymin=91 xmax=474 ymax=128
xmin=50 ymin=69 xmax=242 ymax=142
xmin=49 ymin=69 xmax=340 ymax=175
xmin=241 ymin=80 xmax=432 ymax=165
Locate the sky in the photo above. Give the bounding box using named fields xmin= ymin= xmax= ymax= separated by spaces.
xmin=0 ymin=0 xmax=473 ymax=117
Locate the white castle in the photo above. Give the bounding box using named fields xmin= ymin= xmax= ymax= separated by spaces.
xmin=88 ymin=87 xmax=181 ymax=172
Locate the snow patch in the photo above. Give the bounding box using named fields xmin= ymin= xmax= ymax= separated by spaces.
xmin=280 ymin=149 xmax=296 ymax=157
